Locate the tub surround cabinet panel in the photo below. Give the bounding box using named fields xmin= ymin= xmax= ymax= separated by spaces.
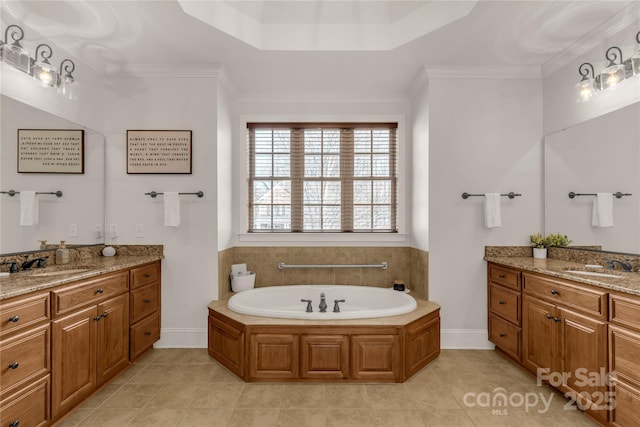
xmin=0 ymin=292 xmax=51 ymax=427
xmin=208 ymin=307 xmax=440 ymax=382
xmin=487 ymin=264 xmax=522 ymax=361
xmin=609 ymin=293 xmax=640 ymax=426
xmin=0 ymin=259 xmax=161 ymax=426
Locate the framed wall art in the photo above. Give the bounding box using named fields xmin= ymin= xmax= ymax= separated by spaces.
xmin=17 ymin=129 xmax=84 ymax=174
xmin=127 ymin=130 xmax=192 ymax=174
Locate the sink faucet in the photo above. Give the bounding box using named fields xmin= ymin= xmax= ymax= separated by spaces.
xmin=319 ymin=292 xmax=327 ymax=313
xmin=21 ymin=255 xmax=49 ymax=271
xmin=604 ymin=258 xmax=633 ymax=272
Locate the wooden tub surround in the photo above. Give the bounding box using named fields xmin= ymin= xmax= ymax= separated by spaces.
xmin=207 ymin=298 xmax=440 ymax=382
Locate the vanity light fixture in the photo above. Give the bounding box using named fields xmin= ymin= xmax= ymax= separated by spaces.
xmin=0 ymin=24 xmax=77 ymax=98
xmin=575 ymin=30 xmax=640 ymax=103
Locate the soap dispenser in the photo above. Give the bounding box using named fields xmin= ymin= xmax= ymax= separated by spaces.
xmin=55 ymin=241 xmax=69 ymax=265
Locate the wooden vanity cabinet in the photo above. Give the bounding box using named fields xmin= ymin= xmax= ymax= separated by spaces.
xmin=0 ymin=292 xmax=51 ymax=427
xmin=522 ymin=272 xmax=608 ymax=424
xmin=608 ymin=292 xmax=640 ymax=426
xmin=51 ymin=271 xmax=130 ymax=419
xmin=487 ymin=263 xmax=522 ymax=361
xmin=128 ymin=262 xmax=161 ymax=361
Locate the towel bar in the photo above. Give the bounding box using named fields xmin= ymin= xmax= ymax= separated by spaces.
xmin=568 ymin=192 xmax=631 ymax=199
xmin=277 ymin=261 xmax=388 ymax=270
xmin=145 ymin=191 xmax=204 ymax=198
xmin=0 ymin=190 xmax=63 ymax=197
xmin=461 ymin=192 xmax=521 ymax=199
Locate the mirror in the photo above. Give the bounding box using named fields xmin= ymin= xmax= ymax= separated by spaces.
xmin=1 ymin=95 xmax=105 ymax=254
xmin=545 ymin=102 xmax=640 ymax=254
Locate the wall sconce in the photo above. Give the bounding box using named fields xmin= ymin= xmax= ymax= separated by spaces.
xmin=576 ymin=30 xmax=640 ymax=103
xmin=0 ymin=24 xmax=77 ymax=99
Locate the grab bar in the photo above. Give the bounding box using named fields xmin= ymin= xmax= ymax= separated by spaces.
xmin=277 ymin=261 xmax=388 ymax=270
xmin=1 ymin=190 xmax=63 ymax=197
xmin=568 ymin=192 xmax=631 ymax=199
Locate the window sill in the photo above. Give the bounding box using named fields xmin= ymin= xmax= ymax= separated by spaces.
xmin=237 ymin=232 xmax=409 ymax=246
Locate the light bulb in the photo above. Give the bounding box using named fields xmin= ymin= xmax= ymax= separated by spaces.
xmin=606 ymin=70 xmax=620 ymax=86
xmin=575 ymin=80 xmax=594 ymax=103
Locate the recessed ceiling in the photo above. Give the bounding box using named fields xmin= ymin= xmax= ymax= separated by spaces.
xmin=178 ymin=0 xmax=478 ymax=50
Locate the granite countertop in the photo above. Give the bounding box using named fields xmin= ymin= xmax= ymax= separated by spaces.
xmin=485 ymin=256 xmax=640 ymax=296
xmin=208 ymin=296 xmax=440 ymax=326
xmin=0 ymin=255 xmax=163 ymax=300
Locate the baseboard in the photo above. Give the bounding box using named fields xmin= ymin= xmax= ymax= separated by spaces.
xmin=441 ymin=329 xmax=494 ymax=349
xmin=155 ymin=328 xmax=207 ymax=348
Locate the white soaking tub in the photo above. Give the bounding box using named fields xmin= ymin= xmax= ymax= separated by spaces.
xmin=227 ymin=284 xmax=416 ymax=320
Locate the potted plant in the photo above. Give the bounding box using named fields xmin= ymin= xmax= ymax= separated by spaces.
xmin=529 ymin=232 xmax=572 ymax=258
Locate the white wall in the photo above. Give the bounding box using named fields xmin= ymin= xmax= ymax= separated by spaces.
xmin=104 ymin=72 xmax=219 ymax=347
xmin=409 ymin=74 xmax=429 ymax=251
xmin=216 ymin=79 xmax=235 ymax=251
xmin=427 ymin=76 xmax=543 ymax=348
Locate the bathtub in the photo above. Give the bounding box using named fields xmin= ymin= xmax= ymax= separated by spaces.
xmin=227 ymin=284 xmax=417 ymax=320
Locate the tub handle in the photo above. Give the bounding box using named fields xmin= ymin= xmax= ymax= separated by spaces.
xmin=333 ymin=299 xmax=346 ymax=313
xmin=301 ymin=299 xmax=313 ymax=313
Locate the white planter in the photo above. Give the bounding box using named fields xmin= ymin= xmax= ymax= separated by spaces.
xmin=533 ymin=248 xmax=547 ymax=259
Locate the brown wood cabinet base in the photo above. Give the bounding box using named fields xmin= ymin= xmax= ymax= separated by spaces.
xmin=208 ymin=307 xmax=440 ymax=382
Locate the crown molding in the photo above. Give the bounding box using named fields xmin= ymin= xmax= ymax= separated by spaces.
xmin=542 ymin=2 xmax=640 ymax=77
xmin=406 ymin=66 xmax=429 ymax=101
xmin=423 ymin=65 xmax=541 ymax=79
xmin=105 ymin=63 xmax=224 ymax=78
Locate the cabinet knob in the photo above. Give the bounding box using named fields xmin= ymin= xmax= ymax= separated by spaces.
xmin=553 ymin=317 xmax=561 ymax=323
xmin=94 ymin=316 xmax=101 ymax=321
xmin=550 ymin=289 xmax=559 ymax=295
xmin=8 ymin=315 xmax=19 ymax=323
xmin=144 ymin=299 xmax=152 ymax=303
xmin=102 ymin=312 xmax=109 ymax=318
xmin=144 ymin=273 xmax=152 ymax=278
xmin=144 ymin=331 xmax=152 ymax=336
xmin=8 ymin=362 xmax=19 ymax=369
xmin=546 ymin=314 xmax=553 ymax=320
xmin=96 ymin=288 xmax=104 ymax=294
xmin=498 ymin=274 xmax=506 ymax=278
xmin=499 ymin=333 xmax=506 ymax=338
xmin=9 ymin=421 xmax=20 ymax=427
xmin=498 ymin=300 xmax=506 ymax=305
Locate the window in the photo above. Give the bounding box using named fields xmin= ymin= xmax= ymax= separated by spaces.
xmin=248 ymin=123 xmax=397 ymax=232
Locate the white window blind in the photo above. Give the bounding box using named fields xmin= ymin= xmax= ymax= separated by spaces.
xmin=248 ymin=123 xmax=397 ymax=233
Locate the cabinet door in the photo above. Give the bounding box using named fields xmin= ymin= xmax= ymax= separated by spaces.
xmin=52 ymin=305 xmax=97 ymax=418
xmin=300 ymin=335 xmax=349 ymax=379
xmin=558 ymin=306 xmax=608 ymax=423
xmin=522 ymin=295 xmax=557 ymax=374
xmin=97 ymin=294 xmax=129 ymax=385
xmin=248 ymin=334 xmax=298 ymax=380
xmin=351 ymin=335 xmax=401 ymax=381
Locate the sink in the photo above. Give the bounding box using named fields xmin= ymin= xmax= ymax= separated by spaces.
xmin=30 ymin=269 xmax=91 ymax=277
xmin=564 ymin=270 xmax=623 ymax=279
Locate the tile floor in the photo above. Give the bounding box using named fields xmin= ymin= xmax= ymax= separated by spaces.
xmin=54 ymin=348 xmax=599 ymax=427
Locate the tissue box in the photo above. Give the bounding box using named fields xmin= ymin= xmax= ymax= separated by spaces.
xmin=231 ymin=272 xmax=256 ymax=292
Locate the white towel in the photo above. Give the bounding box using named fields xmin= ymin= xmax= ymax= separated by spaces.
xmin=164 ymin=192 xmax=181 ymax=227
xmin=20 ymin=191 xmax=39 ymax=226
xmin=484 ymin=193 xmax=502 ymax=228
xmin=592 ymin=193 xmax=614 ymax=228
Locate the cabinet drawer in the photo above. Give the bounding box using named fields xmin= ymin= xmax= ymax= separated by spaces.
xmin=130 ymin=282 xmax=160 ymax=324
xmin=130 ymin=312 xmax=160 ymax=361
xmin=0 ymin=324 xmax=50 ymax=398
xmin=489 ymin=283 xmax=521 ymax=325
xmin=610 ymin=293 xmax=640 ymax=333
xmin=488 ymin=264 xmax=521 ymax=291
xmin=130 ymin=262 xmax=160 ymax=290
xmin=0 ymin=374 xmax=50 ymax=427
xmin=0 ymin=292 xmax=50 ymax=339
xmin=523 ymin=273 xmax=606 ymax=319
xmin=611 ymin=381 xmax=640 ymax=427
xmin=53 ymin=271 xmax=129 ymax=317
xmin=489 ymin=314 xmax=520 ymax=361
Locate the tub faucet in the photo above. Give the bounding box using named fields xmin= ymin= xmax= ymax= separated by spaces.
xmin=301 ymin=299 xmax=313 ymax=313
xmin=333 ymin=299 xmax=345 ymax=313
xmin=319 ymin=292 xmax=327 ymax=313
